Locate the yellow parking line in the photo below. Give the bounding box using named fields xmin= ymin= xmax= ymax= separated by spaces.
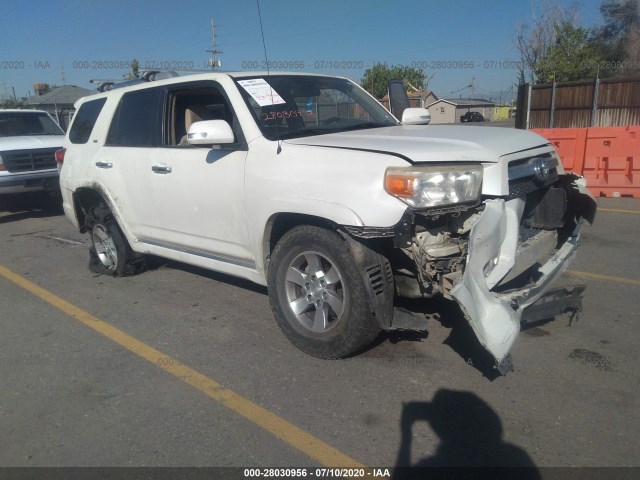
xmin=0 ymin=264 xmax=364 ymax=468
xmin=597 ymin=208 xmax=640 ymax=214
xmin=566 ymin=269 xmax=640 ymax=286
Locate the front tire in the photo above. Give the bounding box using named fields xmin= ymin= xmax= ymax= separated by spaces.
xmin=85 ymin=205 xmax=145 ymax=276
xmin=268 ymin=225 xmax=381 ymax=358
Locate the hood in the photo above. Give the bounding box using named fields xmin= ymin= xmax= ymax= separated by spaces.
xmin=0 ymin=135 xmax=65 ymax=151
xmin=285 ymin=125 xmax=550 ymax=163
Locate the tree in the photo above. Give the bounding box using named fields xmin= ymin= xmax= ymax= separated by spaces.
xmin=360 ymin=64 xmax=426 ymax=99
xmin=124 ymin=59 xmax=140 ymax=80
xmin=516 ymin=0 xmax=640 ymax=83
xmin=535 ymin=22 xmax=603 ymax=82
xmin=513 ymin=0 xmax=576 ymax=83
xmin=592 ymin=0 xmax=640 ymax=76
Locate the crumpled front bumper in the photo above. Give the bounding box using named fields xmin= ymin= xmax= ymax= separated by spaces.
xmin=450 ymin=177 xmax=595 ymax=371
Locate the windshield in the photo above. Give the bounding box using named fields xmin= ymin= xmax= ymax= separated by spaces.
xmin=0 ymin=111 xmax=65 ymax=137
xmin=234 ymin=75 xmax=397 ymax=140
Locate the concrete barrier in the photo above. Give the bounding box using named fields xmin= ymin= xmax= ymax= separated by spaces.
xmin=532 ymin=126 xmax=639 ymax=197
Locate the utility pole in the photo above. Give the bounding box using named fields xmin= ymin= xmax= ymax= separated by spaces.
xmin=206 ymin=17 xmax=223 ymax=69
xmin=60 ymin=64 xmax=66 ymax=85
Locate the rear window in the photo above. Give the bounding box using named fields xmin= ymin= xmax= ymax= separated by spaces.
xmin=0 ymin=111 xmax=64 ymax=137
xmin=69 ymin=98 xmax=107 ymax=144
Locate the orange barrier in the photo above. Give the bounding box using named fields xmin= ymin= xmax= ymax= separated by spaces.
xmin=532 ymin=126 xmax=640 ymax=198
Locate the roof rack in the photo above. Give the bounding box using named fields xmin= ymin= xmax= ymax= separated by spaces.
xmin=94 ymin=70 xmax=180 ymax=93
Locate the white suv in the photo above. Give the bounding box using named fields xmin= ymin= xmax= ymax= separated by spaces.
xmin=59 ymin=72 xmax=596 ymax=372
xmin=0 ymin=109 xmax=64 ymax=195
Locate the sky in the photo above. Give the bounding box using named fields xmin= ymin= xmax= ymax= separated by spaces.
xmin=1 ymin=0 xmax=603 ymax=103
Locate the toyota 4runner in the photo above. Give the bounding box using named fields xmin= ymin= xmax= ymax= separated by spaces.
xmin=58 ymin=72 xmax=596 ymax=372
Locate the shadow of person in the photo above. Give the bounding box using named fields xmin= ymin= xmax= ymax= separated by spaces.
xmin=393 ymin=390 xmax=540 ymax=480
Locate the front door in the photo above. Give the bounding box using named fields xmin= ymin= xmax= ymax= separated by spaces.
xmin=135 ymin=81 xmax=252 ymax=263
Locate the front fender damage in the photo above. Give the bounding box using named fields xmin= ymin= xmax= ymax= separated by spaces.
xmin=341 ymin=233 xmax=428 ymax=332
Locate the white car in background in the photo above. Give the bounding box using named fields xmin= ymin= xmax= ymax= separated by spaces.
xmin=0 ymin=109 xmax=64 ymax=196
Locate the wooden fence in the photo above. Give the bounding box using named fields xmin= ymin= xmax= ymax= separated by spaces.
xmin=516 ymin=77 xmax=640 ymax=129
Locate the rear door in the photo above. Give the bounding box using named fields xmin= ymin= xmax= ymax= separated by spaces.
xmin=92 ymin=87 xmax=163 ymax=241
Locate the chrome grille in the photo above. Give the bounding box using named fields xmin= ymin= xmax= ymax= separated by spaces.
xmin=2 ymin=148 xmax=58 ymax=172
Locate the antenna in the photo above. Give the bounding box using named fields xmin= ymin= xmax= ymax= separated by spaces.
xmin=256 ymin=0 xmax=282 ymax=154
xmin=206 ymin=17 xmax=223 ymax=69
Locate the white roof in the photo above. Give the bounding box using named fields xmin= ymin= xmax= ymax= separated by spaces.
xmin=0 ymin=108 xmax=48 ymax=113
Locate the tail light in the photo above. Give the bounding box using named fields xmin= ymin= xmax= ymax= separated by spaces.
xmin=55 ymin=148 xmax=66 ymax=164
xmin=55 ymin=148 xmax=66 ymax=173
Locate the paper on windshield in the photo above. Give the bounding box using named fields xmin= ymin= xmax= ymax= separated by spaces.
xmin=237 ymin=78 xmax=286 ymax=107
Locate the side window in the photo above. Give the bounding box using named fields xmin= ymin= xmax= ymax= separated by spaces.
xmin=106 ymin=89 xmax=163 ymax=146
xmin=167 ymin=84 xmax=237 ymax=146
xmin=69 ymin=98 xmax=107 ymax=144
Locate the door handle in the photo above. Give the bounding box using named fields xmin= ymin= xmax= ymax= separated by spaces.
xmin=95 ymin=161 xmax=113 ymax=169
xmin=151 ymin=165 xmax=172 ymax=174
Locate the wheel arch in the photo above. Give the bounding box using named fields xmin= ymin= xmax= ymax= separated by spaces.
xmin=260 ymin=200 xmax=364 ymax=272
xmin=263 ymin=213 xmax=340 ymax=272
xmin=73 ymin=187 xmax=109 ymax=233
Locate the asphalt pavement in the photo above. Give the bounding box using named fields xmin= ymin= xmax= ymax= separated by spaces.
xmin=0 ymin=191 xmax=639 ymax=474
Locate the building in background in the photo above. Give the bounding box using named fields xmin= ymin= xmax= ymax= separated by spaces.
xmin=492 ymin=104 xmax=516 ymax=121
xmin=427 ymin=98 xmax=495 ymax=124
xmin=24 ymin=85 xmax=90 ymax=130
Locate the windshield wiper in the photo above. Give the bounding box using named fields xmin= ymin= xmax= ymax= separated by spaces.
xmin=337 ymin=122 xmax=388 ymax=132
xmin=275 ymin=123 xmax=390 ymax=140
xmin=277 ymin=129 xmax=323 ymax=140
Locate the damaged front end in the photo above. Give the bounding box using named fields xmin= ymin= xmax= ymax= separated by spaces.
xmin=389 ymin=159 xmax=596 ymax=372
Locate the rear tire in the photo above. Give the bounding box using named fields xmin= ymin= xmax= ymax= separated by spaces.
xmin=85 ymin=205 xmax=146 ymax=276
xmin=267 ymin=225 xmax=381 ymax=359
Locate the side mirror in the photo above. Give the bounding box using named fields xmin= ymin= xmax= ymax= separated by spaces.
xmin=388 ymin=79 xmax=410 ymax=120
xmin=402 ymin=108 xmax=431 ymax=125
xmin=187 ymin=120 xmax=235 ymax=145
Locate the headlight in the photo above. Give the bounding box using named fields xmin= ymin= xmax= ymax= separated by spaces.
xmin=385 ymin=165 xmax=483 ymax=208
